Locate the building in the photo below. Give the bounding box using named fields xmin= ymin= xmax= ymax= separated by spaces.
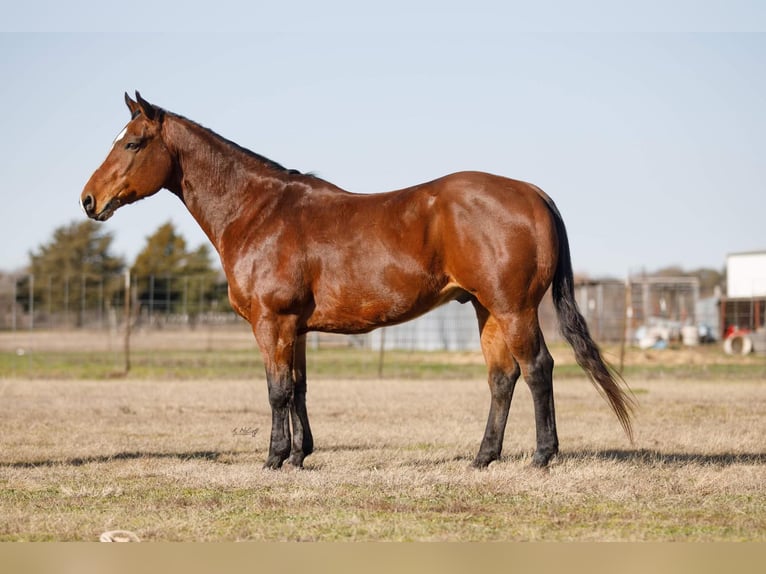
xmin=721 ymin=251 xmax=766 ymax=334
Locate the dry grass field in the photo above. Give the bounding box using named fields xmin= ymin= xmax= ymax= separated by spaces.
xmin=0 ymin=336 xmax=764 ymax=541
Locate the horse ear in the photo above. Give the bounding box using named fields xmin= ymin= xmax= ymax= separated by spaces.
xmin=125 ymin=92 xmax=140 ymax=118
xmin=135 ymin=91 xmax=157 ymax=121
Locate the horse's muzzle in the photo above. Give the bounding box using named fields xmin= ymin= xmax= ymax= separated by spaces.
xmin=81 ymin=193 xmax=120 ymax=221
xmin=80 ymin=193 xmax=96 ymax=217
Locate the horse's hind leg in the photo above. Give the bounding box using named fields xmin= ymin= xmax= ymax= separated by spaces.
xmin=501 ymin=309 xmax=558 ymax=467
xmin=288 ymin=334 xmax=314 ymax=468
xmin=472 ymin=303 xmax=521 ymax=468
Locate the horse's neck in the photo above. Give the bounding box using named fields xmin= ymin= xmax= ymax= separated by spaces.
xmin=164 ymin=117 xmax=283 ymax=252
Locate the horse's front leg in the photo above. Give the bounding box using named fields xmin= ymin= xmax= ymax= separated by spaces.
xmin=253 ymin=315 xmax=298 ymax=470
xmin=288 ymin=334 xmax=314 ymax=468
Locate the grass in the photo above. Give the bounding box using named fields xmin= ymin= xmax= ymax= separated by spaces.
xmin=0 ymin=329 xmax=764 ymax=541
xmin=0 ymin=374 xmax=763 ymax=541
xmin=1 ymin=343 xmax=764 ymax=381
xmin=0 ymin=348 xmax=491 ymax=380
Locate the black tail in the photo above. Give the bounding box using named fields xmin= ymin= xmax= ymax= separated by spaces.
xmin=541 ymin=193 xmax=636 ymax=441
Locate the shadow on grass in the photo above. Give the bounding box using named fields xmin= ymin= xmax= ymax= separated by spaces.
xmin=406 ymin=448 xmax=766 ymax=469
xmin=558 ymin=448 xmax=766 ymax=467
xmin=0 ymin=450 xmax=247 ymax=469
xmin=3 ymin=447 xmax=762 ymax=471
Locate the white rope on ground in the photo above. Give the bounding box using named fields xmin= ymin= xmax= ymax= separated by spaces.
xmin=99 ymin=530 xmax=141 ymax=542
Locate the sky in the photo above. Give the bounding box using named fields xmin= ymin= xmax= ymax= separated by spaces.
xmin=1 ymin=3 xmax=765 ymax=278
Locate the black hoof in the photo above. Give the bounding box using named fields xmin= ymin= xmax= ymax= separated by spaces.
xmin=531 ymin=449 xmax=557 ymax=468
xmin=263 ymin=454 xmax=288 ymax=470
xmin=471 ymin=451 xmax=499 ymax=469
xmin=286 ymin=453 xmax=306 ymax=468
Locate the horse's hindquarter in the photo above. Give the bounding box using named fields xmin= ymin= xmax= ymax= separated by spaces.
xmin=302 ymin=172 xmax=557 ymax=333
xmin=437 ymin=172 xmax=559 ymax=313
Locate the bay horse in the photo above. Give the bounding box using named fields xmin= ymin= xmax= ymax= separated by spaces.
xmin=81 ymin=92 xmax=634 ymax=470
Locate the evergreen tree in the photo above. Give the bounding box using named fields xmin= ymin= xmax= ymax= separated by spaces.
xmin=132 ymin=222 xmax=189 ymax=278
xmin=132 ymin=222 xmax=221 ymax=317
xmin=23 ymin=220 xmax=125 ymax=324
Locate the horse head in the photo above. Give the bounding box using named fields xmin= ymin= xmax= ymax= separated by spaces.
xmin=81 ymin=92 xmax=174 ymax=221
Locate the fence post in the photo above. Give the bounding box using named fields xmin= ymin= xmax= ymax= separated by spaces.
xmin=12 ymin=276 xmax=17 ymax=331
xmin=80 ymin=274 xmax=86 ymax=327
xmin=64 ymin=276 xmax=70 ymax=326
xmin=377 ymin=327 xmax=386 ymax=378
xmin=148 ymin=275 xmax=155 ymax=324
xmin=28 ymin=274 xmax=34 ymax=331
xmin=47 ymin=276 xmax=53 ymax=321
xmin=619 ymin=276 xmax=630 ymax=375
xmin=165 ymin=273 xmax=171 ymax=316
xmin=124 ymin=269 xmax=131 ymax=374
xmin=183 ymin=276 xmax=189 ymax=317
xmin=98 ymin=277 xmax=104 ymax=328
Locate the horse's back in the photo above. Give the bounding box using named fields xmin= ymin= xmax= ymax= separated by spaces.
xmin=301 ymin=171 xmax=559 ymax=326
xmin=333 ymin=170 xmax=558 ymax=270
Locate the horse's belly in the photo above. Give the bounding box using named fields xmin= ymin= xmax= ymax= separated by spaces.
xmin=304 ymin=283 xmax=468 ymax=335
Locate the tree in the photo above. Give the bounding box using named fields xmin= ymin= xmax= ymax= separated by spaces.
xmin=693 ymin=267 xmax=725 ymax=297
xmin=132 ymin=222 xmax=189 ymax=278
xmin=22 ymin=220 xmax=125 ymax=325
xmin=132 ymin=222 xmax=222 ymax=317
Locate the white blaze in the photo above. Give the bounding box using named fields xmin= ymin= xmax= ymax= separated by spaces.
xmin=111 ymin=125 xmax=129 ymax=149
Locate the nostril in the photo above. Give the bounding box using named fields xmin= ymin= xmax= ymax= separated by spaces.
xmin=81 ymin=193 xmax=94 ymax=214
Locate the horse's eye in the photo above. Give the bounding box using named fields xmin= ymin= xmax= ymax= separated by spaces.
xmin=125 ymin=141 xmax=141 ymax=151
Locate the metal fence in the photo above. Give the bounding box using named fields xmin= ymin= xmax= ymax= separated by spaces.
xmin=1 ymin=272 xmax=233 ymax=331
xmin=1 ymin=271 xmax=713 ymax=349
